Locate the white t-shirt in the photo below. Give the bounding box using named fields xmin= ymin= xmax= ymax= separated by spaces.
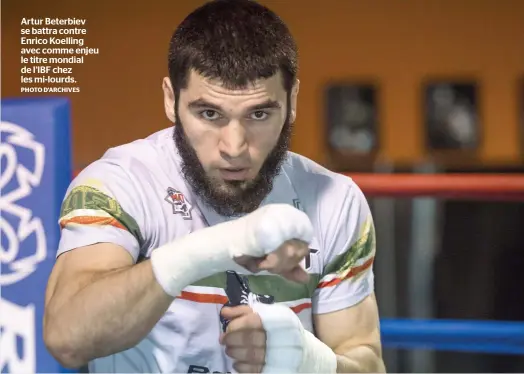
xmin=57 ymin=127 xmax=376 ymax=373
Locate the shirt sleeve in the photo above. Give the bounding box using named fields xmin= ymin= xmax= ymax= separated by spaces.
xmin=56 ymin=159 xmax=147 ymax=262
xmin=312 ymin=182 xmax=376 ymax=314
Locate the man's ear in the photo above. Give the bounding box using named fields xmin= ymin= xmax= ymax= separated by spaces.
xmin=162 ymin=77 xmax=175 ymax=123
xmin=290 ymin=79 xmax=300 ymax=123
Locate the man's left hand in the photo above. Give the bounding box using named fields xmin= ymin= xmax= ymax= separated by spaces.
xmin=220 ymin=305 xmax=266 ymax=373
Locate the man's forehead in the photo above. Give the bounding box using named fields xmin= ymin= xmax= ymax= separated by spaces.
xmin=183 ymin=70 xmax=285 ymax=99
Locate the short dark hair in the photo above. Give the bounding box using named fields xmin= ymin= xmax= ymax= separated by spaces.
xmin=167 ymin=0 xmax=298 ymax=99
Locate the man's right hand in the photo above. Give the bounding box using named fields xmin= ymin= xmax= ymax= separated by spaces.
xmin=151 ymin=204 xmax=313 ymax=297
xmin=232 ymin=204 xmax=313 ymax=284
xmin=234 ymin=239 xmax=310 ymax=283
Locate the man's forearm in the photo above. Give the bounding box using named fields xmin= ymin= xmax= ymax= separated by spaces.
xmin=45 ymin=260 xmax=173 ymax=367
xmin=336 ymin=345 xmax=386 ymax=373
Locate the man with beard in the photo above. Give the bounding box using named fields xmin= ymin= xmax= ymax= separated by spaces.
xmin=43 ymin=1 xmax=384 ymax=373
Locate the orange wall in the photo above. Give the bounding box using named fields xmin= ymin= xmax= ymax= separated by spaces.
xmin=3 ymin=0 xmax=523 ymax=168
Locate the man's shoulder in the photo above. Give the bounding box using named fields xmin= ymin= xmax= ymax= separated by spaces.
xmin=283 ymin=151 xmax=357 ymax=199
xmin=77 ymin=127 xmax=174 ymax=175
xmin=99 ymin=127 xmax=174 ymax=166
xmin=72 ymin=127 xmax=181 ymax=195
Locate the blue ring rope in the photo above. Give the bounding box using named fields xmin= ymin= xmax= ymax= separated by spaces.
xmin=380 ymin=318 xmax=524 ymax=355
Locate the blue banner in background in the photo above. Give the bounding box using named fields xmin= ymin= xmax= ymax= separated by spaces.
xmin=1 ymin=97 xmax=72 ymax=373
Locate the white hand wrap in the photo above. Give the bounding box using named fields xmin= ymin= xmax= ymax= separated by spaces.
xmin=150 ymin=204 xmax=313 ymax=297
xmin=251 ymin=303 xmax=338 ymax=373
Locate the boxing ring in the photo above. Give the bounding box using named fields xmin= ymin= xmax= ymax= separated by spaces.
xmin=349 ymin=174 xmax=524 ymax=359
xmin=1 ymin=97 xmax=524 ymax=373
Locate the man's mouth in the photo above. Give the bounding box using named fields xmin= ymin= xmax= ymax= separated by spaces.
xmin=219 ymin=167 xmax=250 ymax=180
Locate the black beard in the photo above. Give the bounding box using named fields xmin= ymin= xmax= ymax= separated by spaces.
xmin=173 ymin=114 xmax=292 ymax=217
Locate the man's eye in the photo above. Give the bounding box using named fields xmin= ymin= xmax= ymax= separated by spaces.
xmin=200 ymin=110 xmax=221 ymax=120
xmin=250 ymin=111 xmax=269 ymax=120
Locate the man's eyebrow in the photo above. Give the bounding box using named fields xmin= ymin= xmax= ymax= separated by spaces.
xmin=187 ymin=98 xmax=282 ymax=112
xmin=187 ymin=98 xmax=222 ymax=111
xmin=247 ymin=100 xmax=282 ymax=111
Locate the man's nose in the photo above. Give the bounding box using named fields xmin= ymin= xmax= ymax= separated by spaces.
xmin=218 ymin=122 xmax=248 ymax=159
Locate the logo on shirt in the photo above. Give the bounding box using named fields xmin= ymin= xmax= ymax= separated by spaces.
xmin=165 ymin=187 xmax=192 ymax=220
xmin=293 ymin=198 xmax=302 ymax=210
xmin=305 ymin=248 xmax=319 ymax=270
xmin=220 ymin=271 xmax=274 ymax=332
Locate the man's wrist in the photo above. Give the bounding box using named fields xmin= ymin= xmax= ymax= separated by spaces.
xmin=333 ymin=345 xmax=386 ymax=373
xmin=299 ymin=329 xmax=338 ymax=373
